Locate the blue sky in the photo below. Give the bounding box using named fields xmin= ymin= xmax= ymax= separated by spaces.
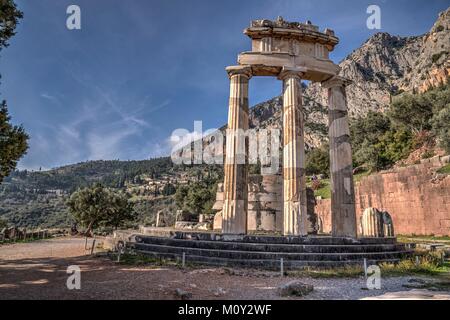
xmin=0 ymin=0 xmax=448 ymax=170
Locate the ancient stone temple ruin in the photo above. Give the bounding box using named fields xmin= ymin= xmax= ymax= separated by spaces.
xmin=126 ymin=18 xmax=411 ymax=269
xmin=221 ymin=17 xmax=356 ymax=237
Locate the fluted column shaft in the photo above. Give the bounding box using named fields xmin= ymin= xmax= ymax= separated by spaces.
xmin=322 ymin=77 xmax=357 ymax=238
xmin=279 ymin=68 xmax=307 ymax=236
xmin=222 ymin=66 xmax=252 ymax=234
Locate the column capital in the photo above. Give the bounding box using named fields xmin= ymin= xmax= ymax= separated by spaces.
xmin=278 ymin=67 xmax=306 ymax=81
xmin=321 ymin=75 xmax=352 ymax=89
xmin=226 ymin=65 xmax=253 ymax=79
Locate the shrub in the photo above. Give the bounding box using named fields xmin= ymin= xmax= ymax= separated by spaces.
xmin=431 ymin=51 xmax=445 ymax=64
xmin=0 ymin=218 xmax=8 ymax=229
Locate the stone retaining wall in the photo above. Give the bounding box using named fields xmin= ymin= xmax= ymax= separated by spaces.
xmin=316 ymin=155 xmax=450 ymax=236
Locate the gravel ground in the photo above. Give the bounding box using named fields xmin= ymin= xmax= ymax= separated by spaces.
xmin=0 ymin=237 xmax=449 ymax=300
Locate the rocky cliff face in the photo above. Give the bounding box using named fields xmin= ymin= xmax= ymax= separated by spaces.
xmin=245 ymin=7 xmax=450 ymax=148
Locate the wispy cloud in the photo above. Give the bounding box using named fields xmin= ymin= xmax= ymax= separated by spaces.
xmin=40 ymin=93 xmax=61 ymax=105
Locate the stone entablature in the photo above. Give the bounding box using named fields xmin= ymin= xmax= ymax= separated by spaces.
xmin=246 ymin=17 xmax=338 ymax=51
xmin=238 ymin=17 xmax=340 ymax=80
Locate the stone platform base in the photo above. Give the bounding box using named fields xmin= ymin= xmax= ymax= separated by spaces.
xmin=124 ymin=230 xmax=413 ymax=269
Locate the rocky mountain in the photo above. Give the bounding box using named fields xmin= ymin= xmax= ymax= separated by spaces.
xmin=246 ymin=7 xmax=450 ymax=148
xmin=313 ymin=7 xmax=448 ymax=115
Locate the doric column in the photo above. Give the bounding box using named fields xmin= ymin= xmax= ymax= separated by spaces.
xmin=222 ymin=65 xmax=252 ymax=234
xmin=322 ymin=76 xmax=357 ymax=238
xmin=279 ymin=67 xmax=307 ymax=236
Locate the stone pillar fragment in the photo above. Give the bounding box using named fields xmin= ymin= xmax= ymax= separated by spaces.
xmin=322 ymin=76 xmax=357 ymax=238
xmin=279 ymin=67 xmax=307 ymax=236
xmin=222 ymin=66 xmax=252 ymax=234
xmin=382 ymin=211 xmax=395 ymax=237
xmin=361 ymin=208 xmax=383 ymax=237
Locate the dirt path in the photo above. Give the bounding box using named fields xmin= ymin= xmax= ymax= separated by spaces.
xmin=0 ymin=237 xmax=449 ymax=300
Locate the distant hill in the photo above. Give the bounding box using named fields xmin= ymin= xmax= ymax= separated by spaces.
xmin=0 ymin=158 xmax=175 ymax=228
xmin=3 ymin=157 xmax=175 ymax=191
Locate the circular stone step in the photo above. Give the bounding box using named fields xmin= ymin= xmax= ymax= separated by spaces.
xmin=124 ymin=231 xmax=413 ymax=269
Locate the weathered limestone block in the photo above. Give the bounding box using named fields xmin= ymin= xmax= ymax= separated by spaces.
xmin=156 ymin=210 xmax=166 ymax=227
xmin=196 ymin=222 xmax=213 ymax=231
xmin=175 ymin=221 xmax=198 ymax=230
xmin=248 ymin=201 xmax=261 ymax=211
xmin=213 ymin=211 xmax=222 ymax=230
xmin=212 ymin=200 xmax=223 ymax=211
xmin=248 ymin=192 xmax=279 ymax=202
xmin=175 ymin=221 xmax=212 ymax=231
xmin=246 ymin=210 xmax=277 ymax=231
xmin=261 ymin=175 xmax=283 ymax=193
xmin=260 ymin=211 xmax=276 ymax=231
xmin=276 ymin=210 xmax=283 ymax=232
xmin=247 ymin=211 xmax=258 ymax=230
xmin=215 ymin=192 xmax=224 ymax=201
xmin=260 ymin=185 xmax=282 ymax=194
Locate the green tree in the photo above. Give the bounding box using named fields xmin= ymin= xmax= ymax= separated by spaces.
xmin=353 ymin=139 xmax=382 ymax=171
xmin=350 ymin=111 xmax=391 ymax=150
xmin=0 ymin=1 xmax=28 ymax=184
xmin=388 ymin=93 xmax=433 ymax=133
xmin=377 ymin=127 xmax=413 ymax=164
xmin=0 ymin=0 xmax=23 ymax=50
xmin=162 ymin=183 xmax=176 ymax=196
xmin=67 ymin=184 xmax=135 ymax=235
xmin=350 ymin=111 xmax=391 ymax=169
xmin=0 ymin=101 xmax=29 ymax=183
xmin=431 ymin=104 xmax=450 ymax=154
xmin=103 ymin=190 xmax=136 ymax=230
xmin=184 ymin=182 xmax=216 ymax=216
xmin=174 ymin=181 xmax=216 ymax=216
xmin=175 ymin=185 xmax=189 ymax=209
xmin=305 ymin=145 xmax=329 ymax=176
